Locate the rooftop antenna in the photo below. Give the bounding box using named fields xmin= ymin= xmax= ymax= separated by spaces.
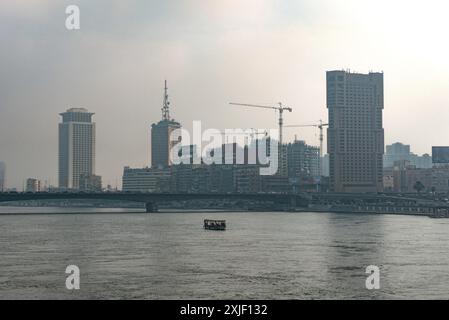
xmin=162 ymin=80 xmax=171 ymax=121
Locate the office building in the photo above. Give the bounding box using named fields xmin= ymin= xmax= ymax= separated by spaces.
xmin=122 ymin=167 xmax=171 ymax=192
xmin=327 ymin=70 xmax=384 ymax=193
xmin=58 ymin=108 xmax=96 ymax=190
xmin=432 ymin=146 xmax=449 ymax=165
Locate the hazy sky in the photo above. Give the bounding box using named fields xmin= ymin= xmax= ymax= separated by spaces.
xmin=1 ymin=0 xmax=449 ymax=189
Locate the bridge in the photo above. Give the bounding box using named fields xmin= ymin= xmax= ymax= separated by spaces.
xmin=0 ymin=192 xmax=309 ymax=212
xmin=0 ymin=192 xmax=445 ymax=214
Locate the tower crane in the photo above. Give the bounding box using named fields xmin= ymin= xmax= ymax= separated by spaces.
xmin=284 ymin=120 xmax=329 ymax=158
xmin=218 ymin=128 xmax=268 ymax=143
xmin=228 ymin=102 xmax=292 ymax=150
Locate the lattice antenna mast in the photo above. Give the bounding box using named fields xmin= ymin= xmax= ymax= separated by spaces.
xmin=162 ymin=80 xmax=171 ymax=121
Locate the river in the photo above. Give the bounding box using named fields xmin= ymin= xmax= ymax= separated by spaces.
xmin=1 ymin=207 xmax=448 ymax=299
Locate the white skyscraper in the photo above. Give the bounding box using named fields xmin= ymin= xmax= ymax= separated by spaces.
xmin=58 ymin=108 xmax=96 ymax=190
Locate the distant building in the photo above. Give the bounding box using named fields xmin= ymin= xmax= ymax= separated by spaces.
xmin=59 ymin=108 xmax=96 ymax=190
xmin=384 ymin=143 xmax=410 ymax=168
xmin=384 ymin=142 xmax=432 ymax=169
xmin=190 ymin=166 xmax=211 ymax=193
xmin=151 ymin=81 xmax=182 ymax=169
xmin=0 ymin=161 xmax=5 ymax=192
xmin=383 ymin=161 xmax=449 ymax=193
xmin=170 ymin=164 xmax=261 ymax=194
xmin=432 ymin=146 xmax=449 ymax=165
xmin=207 ymin=165 xmax=234 ymax=193
xmin=26 ymin=178 xmax=42 ymax=193
xmin=170 ymin=164 xmax=194 ymax=193
xmin=233 ymin=165 xmax=261 ymax=193
xmin=79 ymin=174 xmax=102 ymax=192
xmin=210 ymin=143 xmax=246 ymax=165
xmin=287 ymin=140 xmax=320 ymax=179
xmin=278 ymin=144 xmax=288 ymax=177
xmin=382 ymin=174 xmax=394 ymax=192
xmin=261 ymin=175 xmax=290 ymax=193
xmin=430 ymin=166 xmax=449 ymax=192
xmin=413 ymin=153 xmax=432 ymax=169
xmin=327 ymin=70 xmax=384 ymax=193
xmin=122 ymin=167 xmax=171 ymax=192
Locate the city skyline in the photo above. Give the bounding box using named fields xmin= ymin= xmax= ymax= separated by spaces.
xmin=2 ymin=0 xmax=449 ymax=190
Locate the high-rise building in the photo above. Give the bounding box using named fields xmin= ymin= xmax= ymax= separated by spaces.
xmin=151 ymin=81 xmax=181 ymax=169
xmin=0 ymin=161 xmax=5 ymax=192
xmin=327 ymin=70 xmax=384 ymax=193
xmin=58 ymin=108 xmax=96 ymax=190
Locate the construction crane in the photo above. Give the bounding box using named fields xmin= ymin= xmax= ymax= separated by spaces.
xmin=229 ymin=102 xmax=292 ymax=149
xmin=284 ymin=120 xmax=329 ymax=158
xmin=218 ymin=128 xmax=268 ymax=144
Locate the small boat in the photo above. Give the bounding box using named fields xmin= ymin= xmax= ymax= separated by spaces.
xmin=204 ymin=219 xmax=226 ymax=231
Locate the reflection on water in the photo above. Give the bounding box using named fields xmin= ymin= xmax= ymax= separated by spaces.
xmin=1 ymin=207 xmax=449 ymax=299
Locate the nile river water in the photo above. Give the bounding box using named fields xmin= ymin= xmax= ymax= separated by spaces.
xmin=1 ymin=206 xmax=449 ymax=299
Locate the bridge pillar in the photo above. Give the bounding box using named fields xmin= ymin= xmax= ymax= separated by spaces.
xmin=145 ymin=202 xmax=158 ymax=213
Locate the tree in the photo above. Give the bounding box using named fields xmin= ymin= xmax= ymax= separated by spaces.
xmin=413 ymin=181 xmax=425 ymax=194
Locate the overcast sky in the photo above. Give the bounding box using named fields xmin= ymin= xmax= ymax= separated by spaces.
xmin=1 ymin=0 xmax=449 ymax=189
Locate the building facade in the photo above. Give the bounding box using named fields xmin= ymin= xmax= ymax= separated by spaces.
xmin=26 ymin=178 xmax=42 ymax=193
xmin=432 ymin=146 xmax=449 ymax=165
xmin=79 ymin=174 xmax=102 ymax=192
xmin=151 ymin=120 xmax=182 ymax=168
xmin=383 ymin=161 xmax=449 ymax=193
xmin=58 ymin=108 xmax=96 ymax=190
xmin=321 ymin=154 xmax=330 ymax=177
xmin=287 ymin=140 xmax=320 ymax=179
xmin=327 ymin=70 xmax=384 ymax=193
xmin=122 ymin=167 xmax=171 ymax=193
